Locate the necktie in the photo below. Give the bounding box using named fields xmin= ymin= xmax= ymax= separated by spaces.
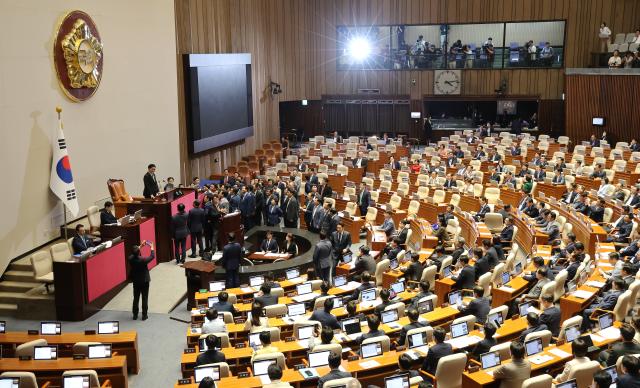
xmin=339 ymin=233 xmax=342 ymax=243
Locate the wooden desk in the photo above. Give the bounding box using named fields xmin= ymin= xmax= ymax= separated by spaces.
xmin=341 ymin=217 xmax=365 ymax=241
xmin=435 ymin=278 xmax=455 ymax=307
xmin=491 ymin=277 xmax=529 ymax=308
xmin=184 ymin=261 xmax=217 ymax=310
xmin=53 ymin=241 xmax=127 ymax=321
xmin=247 ymin=252 xmax=292 ymax=262
xmin=534 ymin=182 xmax=566 ymax=200
xmin=367 ymin=229 xmax=388 ymax=252
xmin=100 ymin=217 xmax=157 ymax=275
xmin=0 ymin=355 xmax=128 ymax=388
xmin=0 ymin=331 xmax=139 ymax=374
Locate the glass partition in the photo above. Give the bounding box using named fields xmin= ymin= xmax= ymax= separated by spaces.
xmin=336 ymin=20 xmax=565 ymax=70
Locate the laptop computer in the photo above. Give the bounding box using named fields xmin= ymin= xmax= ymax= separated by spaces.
xmin=602 ymin=365 xmax=617 ymax=384
xmin=334 ymin=275 xmax=347 ymax=287
xmin=448 ymin=290 xmax=462 ymax=306
xmin=208 ymin=296 xmax=219 ymax=307
xmin=294 ymin=282 xmax=316 ymax=302
xmin=249 ymin=275 xmax=265 ymax=288
xmin=390 ymin=281 xmax=405 ymax=296
xmin=285 ymin=268 xmax=300 ymax=280
xmin=248 ymin=332 xmax=263 ymax=348
xmin=297 ymin=325 xmax=315 ymax=340
xmin=384 ymin=373 xmax=410 ymax=388
xmin=62 ymin=375 xmax=90 ymax=388
xmin=343 ymin=254 xmax=353 ymax=264
xmin=564 ymin=325 xmax=581 ymax=343
xmin=88 ymin=344 xmax=112 ymax=359
xmin=33 ymin=345 xmax=58 ymax=360
xmin=253 ymin=359 xmax=277 ymax=376
xmin=500 ymin=272 xmax=511 ymax=286
xmin=598 ymin=312 xmax=614 ymax=331
xmin=486 ymin=312 xmax=503 ymax=327
xmin=480 ymin=351 xmax=501 ymax=369
xmin=361 ymin=341 xmax=383 ymax=358
xmin=389 ymin=259 xmax=399 ymax=270
xmin=209 ymin=280 xmax=225 ymax=292
xmin=442 ymin=265 xmax=453 ymax=278
xmin=40 ymin=321 xmax=61 ymax=335
xmin=194 ymin=365 xmax=220 ymax=383
xmin=287 ymin=303 xmax=306 ymax=318
xmin=308 ymin=350 xmax=331 ymax=368
xmin=518 ymin=301 xmax=534 ymax=317
xmin=408 ymin=332 xmax=428 ymax=349
xmin=450 ymin=321 xmax=469 ymax=339
xmin=381 ymin=309 xmax=399 ymax=325
xmin=0 ymin=321 xmax=5 ymax=334
xmin=524 ymin=338 xmax=543 ymax=357
xmin=341 ymin=318 xmax=362 ymax=336
xmin=361 ymin=288 xmax=376 ymax=302
xmin=512 ymin=262 xmax=523 ymax=276
xmin=97 ymin=321 xmax=119 ymax=334
xmin=417 ymin=298 xmax=434 ymax=313
xmin=555 ymin=379 xmax=578 ymax=388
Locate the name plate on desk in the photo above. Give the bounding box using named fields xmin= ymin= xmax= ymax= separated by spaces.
xmin=19 ymin=356 xmax=31 ymax=361
xmin=184 ymin=348 xmax=196 ymax=354
xmin=237 ymin=372 xmax=250 ymax=379
xmin=235 ymin=343 xmax=246 ymax=349
xmin=73 ymin=354 xmax=86 ymax=360
xmin=178 ymin=379 xmax=191 ymax=385
xmin=84 ymin=330 xmax=96 ymax=335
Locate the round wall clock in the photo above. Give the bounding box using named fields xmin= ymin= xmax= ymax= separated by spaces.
xmin=53 ymin=11 xmax=104 ymax=102
xmin=434 ymin=70 xmax=462 ymax=95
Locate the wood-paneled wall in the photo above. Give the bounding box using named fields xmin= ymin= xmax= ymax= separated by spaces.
xmin=175 ymin=0 xmax=640 ymax=180
xmin=566 ymin=74 xmax=640 ymax=146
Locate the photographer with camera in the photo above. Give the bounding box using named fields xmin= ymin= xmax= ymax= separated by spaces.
xmin=128 ymin=240 xmax=155 ymax=321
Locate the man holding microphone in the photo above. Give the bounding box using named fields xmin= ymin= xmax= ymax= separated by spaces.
xmin=129 ymin=240 xmax=155 ymax=320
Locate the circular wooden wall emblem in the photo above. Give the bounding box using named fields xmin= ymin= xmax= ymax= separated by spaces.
xmin=54 ymin=11 xmax=103 ymax=102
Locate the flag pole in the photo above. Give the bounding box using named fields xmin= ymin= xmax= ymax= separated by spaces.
xmin=56 ymin=107 xmax=69 ymax=242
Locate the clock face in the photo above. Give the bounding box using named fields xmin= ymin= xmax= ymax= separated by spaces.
xmin=434 ymin=70 xmax=462 ymax=95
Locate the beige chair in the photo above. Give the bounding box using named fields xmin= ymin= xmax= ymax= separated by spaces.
xmin=380 ymin=180 xmax=392 ymax=192
xmin=252 ymin=352 xmax=286 ymax=372
xmin=264 ymin=304 xmax=287 ymax=318
xmin=361 ymin=335 xmax=391 ymax=353
xmin=484 ymin=213 xmax=504 ymax=233
xmin=345 ymin=201 xmax=358 ymax=216
xmin=16 ymin=339 xmax=48 ymax=357
xmin=397 ymin=171 xmax=410 ymax=184
xmin=611 ymin=290 xmax=632 ymax=321
xmin=198 ymin=362 xmax=231 ymax=378
xmin=324 ymin=197 xmax=336 ymax=209
xmin=323 ymin=377 xmax=361 ymax=388
xmin=421 ymin=353 xmax=467 ymax=388
xmin=421 ymin=265 xmax=437 ymax=291
xmin=62 ymin=370 xmax=101 ymax=388
xmin=408 ymin=200 xmax=420 ymax=217
xmin=524 ymin=330 xmax=552 ymax=348
xmin=374 ymin=259 xmax=390 ymax=286
xmin=566 ymin=360 xmax=601 ymax=388
xmin=313 ymin=295 xmax=332 ymax=310
xmin=219 ymin=311 xmax=234 ymax=324
xmin=384 ymin=302 xmax=405 ymax=318
xmin=0 ymin=372 xmax=39 ymax=388
xmin=86 ymin=206 xmax=101 ymax=236
xmin=557 ymin=316 xmax=583 ymax=342
xmin=522 ymin=374 xmax=552 ymax=388
xmin=389 ymin=194 xmax=402 ymax=210
xmin=452 ymin=315 xmax=476 ymax=332
xmin=439 ymin=256 xmax=453 ymax=277
xmin=312 ymin=343 xmax=342 ymax=354
xmin=72 ymin=342 xmax=101 ymax=356
xmin=484 ymin=187 xmax=501 ymax=204
xmin=553 ymin=270 xmax=568 ymax=302
xmin=433 ymin=190 xmax=446 ymax=204
xmin=450 ymin=194 xmax=461 ymax=207
xmin=417 ymin=186 xmax=430 ymax=200
xmin=478 ymin=272 xmax=492 ymax=297
xmin=30 ymin=251 xmax=54 ymax=293
xmin=50 ymin=242 xmax=72 ymax=262
xmin=491 ymin=263 xmax=506 ymax=286
xmin=490 ymin=342 xmax=512 ymax=361
xmin=365 ymin=207 xmax=378 ymax=224
xmin=540 ymin=280 xmax=556 ymax=299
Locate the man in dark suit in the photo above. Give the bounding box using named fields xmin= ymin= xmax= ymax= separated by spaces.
xmin=518 ymin=312 xmax=548 ymax=343
xmin=352 ymin=151 xmax=368 ymax=170
xmin=601 ymin=325 xmax=640 ymax=366
xmin=330 ymin=223 xmax=351 ymax=263
xmin=460 ymin=286 xmax=491 ymax=324
xmin=128 ymin=241 xmax=155 ymax=320
xmin=297 ymin=161 xmax=307 ymax=172
xmin=358 ymin=182 xmax=371 ymax=217
xmin=143 ymin=163 xmax=160 ymax=198
xmin=313 ymin=232 xmax=333 ymax=282
xmin=397 ymin=308 xmax=428 ymax=347
xmin=589 ymin=134 xmax=601 ymax=148
xmin=608 ymin=214 xmax=634 ymax=243
xmin=187 ymin=200 xmax=205 ymax=258
xmin=471 ymin=322 xmax=498 ymax=359
xmin=473 ymin=248 xmax=491 ymax=281
xmin=533 ymin=165 xmax=546 ymax=182
xmin=318 ymin=352 xmax=352 ymax=388
xmin=71 ymin=224 xmax=94 ymax=254
xmin=443 ymin=174 xmax=457 ymax=189
xmin=309 ymin=298 xmax=341 ymax=330
xmin=500 ymin=217 xmax=514 ymax=243
xmin=239 ymin=185 xmax=256 ymax=230
xmin=220 ymin=233 xmax=242 ymax=288
xmin=350 ymin=271 xmax=376 ymax=301
xmin=625 ymin=186 xmax=640 ymax=208
xmin=581 ymin=278 xmax=625 ymax=331
xmin=195 ymin=334 xmax=226 ymax=366
xmin=422 ymin=327 xmax=453 ymax=375
xmin=358 ymin=314 xmax=386 ymax=344
xmin=473 ymin=145 xmax=486 ymax=160
xmin=588 ymin=198 xmax=606 ymax=223
xmin=475 ymin=197 xmax=491 ymax=221
xmin=616 ymin=355 xmax=640 ymax=386
xmin=402 ymin=252 xmax=425 ymax=282
xmin=171 ymin=203 xmax=189 ymax=263
xmin=100 ymin=201 xmax=118 ymax=225
xmin=453 ymin=256 xmax=475 ymax=289
xmin=221 ymin=169 xmax=235 ymax=186
xmin=354 ymin=247 xmax=376 ymax=279
xmin=260 ymin=231 xmax=279 ymax=253
xmin=211 ymin=291 xmax=237 ymax=316
xmin=396 ymin=219 xmax=410 ymax=245
xmin=283 ymin=189 xmax=299 ymax=228
xmin=538 ymin=294 xmax=561 ymax=337
xmin=255 ymin=284 xmax=279 ymax=307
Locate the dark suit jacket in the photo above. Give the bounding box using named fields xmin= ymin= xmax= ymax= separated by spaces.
xmin=422 ymin=342 xmax=453 ymax=375
xmin=187 ymin=207 xmax=206 ymax=234
xmin=221 ymin=242 xmax=242 ymax=271
xmin=284 ymin=242 xmax=298 ymax=256
xmin=72 ymin=235 xmax=94 ymax=254
xmin=171 ymin=212 xmax=190 ymax=239
xmin=239 ymin=192 xmax=256 ymax=216
xmin=143 ymin=172 xmax=159 ymax=198
xmin=354 ymin=255 xmax=376 ymax=276
xmin=398 ymin=321 xmax=427 ymax=346
xmin=500 ymin=225 xmax=514 ymax=241
xmin=474 ymin=257 xmax=491 ymax=280
xmin=461 ymin=297 xmax=491 ymax=323
xmin=539 ymin=306 xmax=561 ymax=337
xmin=309 ymin=309 xmax=340 ymax=330
xmin=358 ymin=189 xmax=371 ymax=215
xmin=318 ymin=370 xmax=352 ymax=388
xmin=606 ymin=341 xmax=640 ymax=366
xmin=128 ymin=251 xmax=155 ymax=283
xmin=404 ymin=261 xmax=425 ymax=282
xmin=195 ymin=349 xmax=226 ymax=366
xmin=454 ymin=265 xmax=476 ymax=289
xmin=100 ymin=211 xmax=117 ymax=225
xmin=350 ymin=282 xmax=375 ymax=301
xmin=260 ymin=239 xmax=279 ymax=253
xmin=319 ymin=185 xmax=333 ymax=200
xmin=352 ymin=158 xmax=368 ymax=169
xmin=313 ymin=240 xmax=333 ymax=269
xmin=524 ymin=206 xmax=539 ymax=218
xmin=330 ymin=231 xmax=352 ymax=257
xmin=518 ymin=324 xmax=548 ymax=343
xmin=472 ymin=337 xmax=497 ymax=359
xmin=444 ymin=179 xmax=457 ymax=188
xmin=212 ymin=301 xmax=237 ymax=315
xmin=477 ymin=204 xmax=491 ymax=220
xmin=255 ymin=294 xmax=279 ymax=307
xmin=566 ymin=261 xmax=581 ymax=281
xmin=284 ymin=197 xmax=299 ymax=223
xmin=397 ymin=228 xmax=409 ymax=245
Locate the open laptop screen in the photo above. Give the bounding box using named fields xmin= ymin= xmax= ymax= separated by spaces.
xmin=480 ymin=351 xmax=501 ymax=369
xmin=194 ymin=365 xmax=220 ymax=382
xmin=361 ymin=341 xmax=383 ymax=358
xmin=308 ymin=350 xmax=331 ymax=368
xmin=525 ymin=338 xmax=543 ymax=356
xmin=384 ymin=373 xmax=410 ymax=388
xmin=97 ymin=321 xmax=119 ymax=334
xmin=62 ymin=375 xmax=89 ymax=388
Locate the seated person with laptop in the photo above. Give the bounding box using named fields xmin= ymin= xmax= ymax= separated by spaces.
xmin=358 ymin=314 xmax=385 ymax=345
xmin=317 ymin=352 xmax=352 ymax=388
xmin=196 ymin=334 xmax=226 ymax=366
xmin=309 ymin=298 xmax=340 ymax=330
xmin=397 ymin=308 xmax=429 ymax=347
xmin=421 ymin=327 xmax=453 ymax=377
xmin=492 ymin=341 xmax=531 ymax=388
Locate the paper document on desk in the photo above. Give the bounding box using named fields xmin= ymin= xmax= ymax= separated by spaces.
xmin=445 ymin=335 xmax=482 ymax=349
xmin=597 ymin=262 xmax=614 ymax=268
xmin=585 ymin=281 xmax=606 ymax=288
xmin=485 ymin=370 xmax=494 ymax=376
xmin=572 ymin=290 xmax=595 ymax=299
xmin=259 ymin=375 xmax=271 ymax=385
xmin=241 ymin=287 xmax=254 ymax=293
xmin=413 ymin=345 xmax=429 ymax=355
xmin=387 ymin=322 xmax=402 ymax=330
xmin=359 ymin=360 xmax=380 ymax=369
xmin=529 ymin=354 xmax=554 ymax=365
xmin=498 ymin=286 xmax=515 ymax=292
xmin=347 ymin=333 xmax=363 ymax=341
xmin=264 ymin=252 xmax=280 ymax=257
xmin=548 ymin=348 xmax=571 ymax=358
xmin=598 ymin=327 xmax=621 ymax=340
xmin=292 ymin=292 xmax=319 ymax=303
xmin=297 ymin=340 xmax=310 ymax=349
xmin=590 ymin=333 xmax=606 ymax=343
xmin=339 ymin=281 xmax=361 ymax=291
xmin=288 ymin=277 xmax=305 ymax=285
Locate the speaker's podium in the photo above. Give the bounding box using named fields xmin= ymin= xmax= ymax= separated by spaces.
xmin=126 ymin=188 xmax=197 ymax=262
xmin=217 ymin=211 xmax=244 ymax=251
xmin=183 ymin=261 xmax=216 ymax=310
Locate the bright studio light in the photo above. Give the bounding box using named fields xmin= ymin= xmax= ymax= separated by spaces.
xmin=347 ymin=37 xmax=371 ymax=61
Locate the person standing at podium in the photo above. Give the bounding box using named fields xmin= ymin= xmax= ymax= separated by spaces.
xmin=188 ymin=200 xmax=205 ymax=258
xmin=129 ymin=241 xmax=154 ymax=320
xmin=143 ymin=164 xmax=160 ymax=198
xmin=220 ymin=233 xmax=242 ymax=288
xmin=171 ymin=203 xmax=189 ymax=263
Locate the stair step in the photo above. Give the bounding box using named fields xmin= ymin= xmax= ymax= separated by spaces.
xmin=0 ymin=303 xmax=18 ymax=315
xmin=0 ymin=291 xmax=53 ymax=304
xmin=9 ymin=257 xmax=34 ymax=272
xmin=2 ymin=270 xmax=34 ymax=282
xmin=0 ymin=280 xmax=43 ymax=293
